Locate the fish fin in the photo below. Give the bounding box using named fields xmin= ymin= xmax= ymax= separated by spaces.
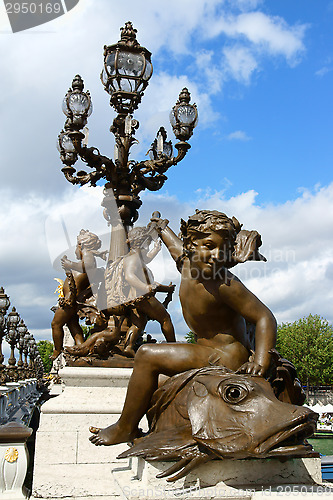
xmin=165 ymin=455 xmax=212 ymax=482
xmin=156 ymin=457 xmax=191 ymax=479
xmin=147 ymin=368 xmax=203 ymax=429
xmin=117 ymin=426 xmax=195 ymax=461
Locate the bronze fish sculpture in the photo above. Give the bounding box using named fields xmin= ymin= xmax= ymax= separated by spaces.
xmin=118 ymin=366 xmax=318 ymax=482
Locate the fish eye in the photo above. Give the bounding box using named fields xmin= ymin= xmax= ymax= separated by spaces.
xmin=220 ymin=383 xmax=248 ymax=404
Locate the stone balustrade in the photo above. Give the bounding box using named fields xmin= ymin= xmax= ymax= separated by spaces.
xmin=0 ymin=378 xmax=46 ymax=499
xmin=0 ymin=379 xmax=42 ymax=427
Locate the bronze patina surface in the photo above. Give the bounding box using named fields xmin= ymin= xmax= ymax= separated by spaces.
xmin=89 ymin=210 xmax=288 ymax=453
xmin=118 ymin=367 xmax=318 ymax=481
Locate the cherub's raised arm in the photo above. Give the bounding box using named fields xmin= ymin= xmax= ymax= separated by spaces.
xmin=61 ymin=250 xmax=96 ymax=274
xmin=145 ymin=239 xmax=162 ymax=263
xmin=160 ymin=226 xmax=183 ymax=262
xmin=149 ymin=213 xmax=183 ymax=263
xmin=61 ymin=255 xmax=83 ymax=273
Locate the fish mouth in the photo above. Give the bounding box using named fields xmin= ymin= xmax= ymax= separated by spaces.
xmin=255 ymin=413 xmax=317 ymax=457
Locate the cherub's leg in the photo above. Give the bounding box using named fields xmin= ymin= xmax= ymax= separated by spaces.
xmin=67 ymin=315 xmax=85 ymax=345
xmin=123 ymin=309 xmax=147 ymax=358
xmin=51 ymin=307 xmax=72 ymax=360
xmin=89 ymin=342 xmax=214 ymax=446
xmin=139 ymin=297 xmax=176 ymax=342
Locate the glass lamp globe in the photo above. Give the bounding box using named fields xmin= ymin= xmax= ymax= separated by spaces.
xmin=62 ymin=75 xmax=92 ymax=130
xmin=0 ymin=287 xmax=10 ymax=314
xmin=17 ymin=319 xmax=28 ymax=338
xmin=7 ymin=307 xmax=20 ymax=328
xmin=101 ymin=22 xmax=153 ymax=114
xmin=170 ymin=88 xmax=198 ymax=141
xmin=57 ymin=130 xmax=78 ymax=166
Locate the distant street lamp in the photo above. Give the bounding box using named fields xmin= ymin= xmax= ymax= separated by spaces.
xmin=23 ymin=333 xmax=31 ymax=377
xmin=0 ymin=287 xmax=10 ymax=369
xmin=6 ymin=307 xmax=20 ymax=381
xmin=17 ymin=319 xmax=28 ymax=374
xmin=58 ymin=21 xmax=198 ymax=261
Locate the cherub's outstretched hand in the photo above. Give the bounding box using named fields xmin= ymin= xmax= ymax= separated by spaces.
xmin=154 ymin=239 xmax=162 ymax=251
xmin=237 ymin=361 xmax=265 ymax=377
xmin=150 ymin=212 xmax=169 ymax=233
xmin=61 ymin=255 xmax=72 ymax=271
xmin=98 ymin=250 xmax=108 ymax=261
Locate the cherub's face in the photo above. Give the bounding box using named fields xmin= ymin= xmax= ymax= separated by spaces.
xmin=189 ymin=230 xmax=232 ymax=279
xmin=137 ymin=236 xmax=151 ymax=253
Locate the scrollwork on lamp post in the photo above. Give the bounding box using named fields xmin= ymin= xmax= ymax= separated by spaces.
xmin=57 ymin=21 xmax=198 ymax=262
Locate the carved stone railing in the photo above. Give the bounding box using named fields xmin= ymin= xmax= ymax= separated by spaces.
xmin=0 ymin=379 xmax=42 ymax=426
xmin=0 ymin=287 xmax=48 ymax=498
xmin=0 ymin=378 xmax=47 ymax=499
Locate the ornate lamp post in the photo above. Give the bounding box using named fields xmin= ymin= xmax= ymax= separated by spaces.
xmin=0 ymin=287 xmax=10 ymax=374
xmin=35 ymin=355 xmax=44 ymax=383
xmin=28 ymin=339 xmax=37 ymax=378
xmin=58 ymin=21 xmax=198 ymax=262
xmin=6 ymin=307 xmax=20 ymax=382
xmin=17 ymin=320 xmax=27 ymax=377
xmin=23 ymin=333 xmax=30 ymax=378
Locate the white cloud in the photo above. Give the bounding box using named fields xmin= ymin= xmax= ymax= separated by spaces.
xmin=226 ymin=130 xmax=252 ymax=141
xmin=231 ymin=0 xmax=264 ymax=10
xmin=234 ymin=13 xmax=306 ymax=62
xmin=199 ymin=10 xmax=307 ymax=89
xmin=223 ymin=45 xmax=259 ymax=83
xmin=315 ymin=66 xmax=332 ymax=78
xmin=194 ymin=9 xmax=307 ymax=89
xmin=210 ymin=12 xmax=306 ymax=64
xmin=195 ymin=51 xmax=225 ymax=94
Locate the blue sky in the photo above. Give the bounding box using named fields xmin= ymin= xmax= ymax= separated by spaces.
xmin=151 ymin=0 xmax=333 ymax=205
xmin=0 ymin=0 xmax=333 ymax=355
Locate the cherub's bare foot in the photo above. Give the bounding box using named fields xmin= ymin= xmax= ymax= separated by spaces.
xmin=50 ymin=350 xmax=62 ymax=362
xmin=89 ymin=422 xmax=139 ymax=446
xmin=123 ymin=345 xmax=136 ymax=358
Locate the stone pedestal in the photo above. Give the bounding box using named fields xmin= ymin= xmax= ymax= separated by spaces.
xmin=0 ymin=441 xmax=29 ymax=500
xmin=32 ymin=367 xmax=137 ymax=500
xmin=112 ymin=456 xmax=332 ymax=500
xmin=32 ymin=366 xmax=332 ymax=500
xmin=0 ymin=422 xmax=32 ymax=500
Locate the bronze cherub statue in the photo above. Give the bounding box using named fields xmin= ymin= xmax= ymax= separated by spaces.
xmin=89 ymin=209 xmax=277 ymax=445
